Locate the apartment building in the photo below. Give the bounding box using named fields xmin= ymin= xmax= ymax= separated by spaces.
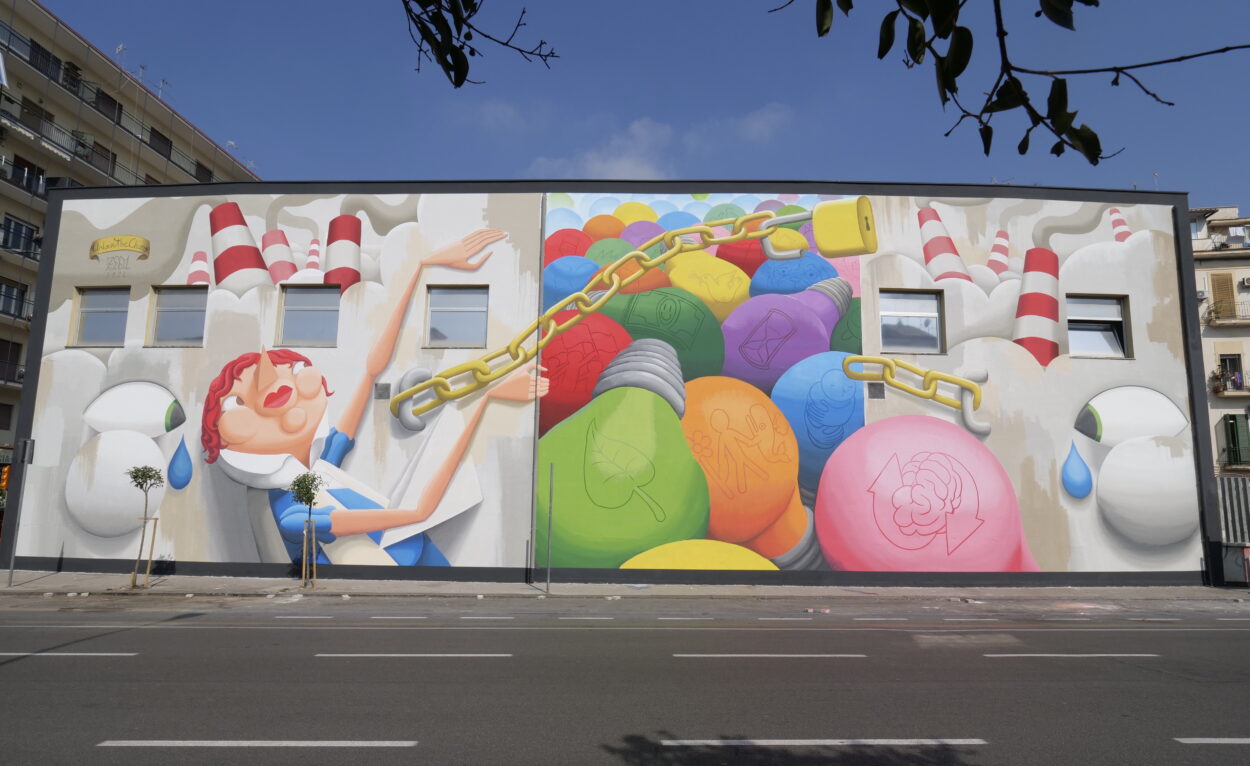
xmin=0 ymin=0 xmax=256 ymax=482
xmin=1192 ymin=206 xmax=1250 ymax=473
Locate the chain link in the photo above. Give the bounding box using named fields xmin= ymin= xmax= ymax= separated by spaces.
xmin=390 ymin=211 xmax=778 ymax=418
xmin=843 ymin=355 xmax=983 ymax=411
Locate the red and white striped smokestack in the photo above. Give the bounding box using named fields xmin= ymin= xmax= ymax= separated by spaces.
xmin=1108 ymin=208 xmax=1131 ymax=242
xmin=1011 ymin=247 xmax=1061 ymax=367
xmin=260 ymin=230 xmax=298 ymax=284
xmin=986 ymin=230 xmax=1010 ymax=276
xmin=323 ymin=215 xmax=362 ymax=293
xmin=209 ymin=202 xmax=270 ymax=295
xmin=917 ymin=207 xmax=972 ymax=282
xmin=305 ymin=238 xmax=321 ymax=271
xmin=186 ymin=250 xmax=211 ymax=285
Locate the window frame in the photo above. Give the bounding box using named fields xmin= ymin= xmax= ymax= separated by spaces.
xmin=1066 ymin=294 xmax=1132 ymax=360
xmin=147 ymin=285 xmax=208 ymax=348
xmin=424 ymin=285 xmax=490 ymax=349
xmin=877 ymin=288 xmax=945 ymax=355
xmin=72 ymin=287 xmax=130 ymax=348
xmin=278 ymin=285 xmax=340 ymax=348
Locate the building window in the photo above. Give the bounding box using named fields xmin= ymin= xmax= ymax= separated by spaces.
xmin=0 ymin=403 xmax=12 ymax=430
xmin=18 ymin=97 xmax=52 ymax=133
xmin=879 ymin=290 xmax=943 ymax=353
xmin=0 ymin=280 xmax=28 ymax=319
xmin=75 ymin=288 xmax=129 ymax=346
xmin=147 ymin=127 xmax=172 ymax=159
xmin=1067 ymin=296 xmax=1130 ymax=358
xmin=27 ymin=39 xmax=62 ymax=81
xmin=1 ymin=216 xmax=37 ymax=256
xmin=194 ymin=161 xmax=213 ymax=183
xmin=89 ymin=141 xmax=117 ymax=176
xmin=1191 ymin=220 xmax=1205 ymax=239
xmin=150 ymin=287 xmax=207 ymax=346
xmin=1219 ymin=353 xmax=1245 ymax=391
xmin=10 ymin=155 xmax=45 ymax=195
xmin=279 ymin=286 xmax=339 ymax=346
xmin=426 ymin=286 xmax=489 ymax=348
xmin=144 ymin=174 xmax=161 ymax=185
xmin=92 ymin=89 xmax=122 ymax=123
xmin=0 ymin=339 xmax=20 ymax=385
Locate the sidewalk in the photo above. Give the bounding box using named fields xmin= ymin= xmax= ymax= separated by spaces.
xmin=3 ymin=569 xmax=1247 ymax=603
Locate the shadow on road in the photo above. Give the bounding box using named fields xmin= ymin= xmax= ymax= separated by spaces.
xmin=601 ymin=733 xmax=981 ymax=765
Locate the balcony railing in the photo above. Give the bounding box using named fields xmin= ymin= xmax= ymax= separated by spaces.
xmin=1205 ymin=301 xmax=1250 ymax=324
xmin=0 ymin=360 xmax=24 ymax=385
xmin=0 ymin=294 xmax=33 ymax=320
xmin=0 ymin=18 xmax=217 ymax=183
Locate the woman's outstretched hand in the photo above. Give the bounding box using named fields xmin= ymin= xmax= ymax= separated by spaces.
xmin=424 ymin=228 xmax=506 ymax=270
xmin=488 ymin=362 xmax=550 ymax=403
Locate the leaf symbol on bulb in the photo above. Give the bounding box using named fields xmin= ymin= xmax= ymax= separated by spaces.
xmin=584 ymin=419 xmax=667 ymax=523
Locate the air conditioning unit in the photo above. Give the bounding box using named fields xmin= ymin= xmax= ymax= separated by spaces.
xmin=1198 ymin=289 xmax=1208 ymax=300
xmin=1239 ymin=277 xmax=1250 ymax=289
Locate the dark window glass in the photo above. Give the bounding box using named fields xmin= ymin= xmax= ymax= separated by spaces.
xmin=147 ymin=127 xmax=172 ymax=159
xmin=76 ymin=288 xmax=129 ymax=346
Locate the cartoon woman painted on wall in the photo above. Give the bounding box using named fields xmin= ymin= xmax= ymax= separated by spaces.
xmin=200 ymin=229 xmax=548 ymax=566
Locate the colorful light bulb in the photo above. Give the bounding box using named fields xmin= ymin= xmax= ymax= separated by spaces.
xmin=720 ymin=277 xmax=853 ymax=394
xmin=666 ymin=250 xmax=751 ymax=323
xmin=536 ymin=341 xmax=709 ymax=568
xmin=598 ymin=287 xmax=724 ymax=380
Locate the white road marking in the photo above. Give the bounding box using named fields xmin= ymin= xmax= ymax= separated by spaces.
xmin=984 ymin=653 xmax=1159 ymax=658
xmin=274 ymin=616 xmax=332 ymax=620
xmin=0 ymin=652 xmax=137 ymax=657
xmin=657 ymin=617 xmax=713 ymax=621
xmin=1175 ymin=738 xmax=1250 ymax=744
xmin=98 ymin=740 xmax=416 ymax=748
xmin=459 ymin=616 xmax=514 ymax=620
xmin=1138 ymin=618 xmax=1181 ymax=622
xmin=1042 ymin=618 xmax=1092 ymax=621
xmin=759 ymin=617 xmax=812 ymax=621
xmin=675 ymin=649 xmax=870 ymax=654
xmin=854 ymin=617 xmax=908 ymax=621
xmin=1216 ymin=618 xmax=1250 ymax=621
xmin=661 ymin=739 xmax=985 ymax=747
xmin=944 ymin=618 xmax=999 ymax=622
xmin=558 ymin=617 xmax=614 ymax=621
xmin=316 ymin=653 xmax=511 ymax=658
xmin=369 ymin=616 xmax=428 ymax=620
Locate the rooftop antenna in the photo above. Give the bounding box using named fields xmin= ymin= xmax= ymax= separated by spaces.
xmin=1153 ymin=172 xmax=1160 ymax=190
xmin=136 ymin=64 xmax=147 ymax=84
xmin=156 ymin=78 xmax=169 ymax=98
xmin=114 ymin=43 xmax=126 ymax=69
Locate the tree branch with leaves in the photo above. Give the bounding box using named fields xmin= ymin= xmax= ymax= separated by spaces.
xmin=402 ymin=0 xmax=557 ymax=87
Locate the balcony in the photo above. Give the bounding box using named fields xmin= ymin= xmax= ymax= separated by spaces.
xmin=0 ymin=17 xmax=213 ymax=183
xmin=1204 ymin=301 xmax=1250 ymax=327
xmin=0 ymin=360 xmax=24 ymax=386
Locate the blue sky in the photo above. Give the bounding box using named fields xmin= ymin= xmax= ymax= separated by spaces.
xmin=41 ymin=0 xmax=1250 ymax=210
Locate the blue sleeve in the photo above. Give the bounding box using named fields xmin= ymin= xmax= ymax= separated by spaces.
xmin=319 ymin=428 xmax=355 ymax=468
xmin=270 ymin=489 xmax=337 ymax=544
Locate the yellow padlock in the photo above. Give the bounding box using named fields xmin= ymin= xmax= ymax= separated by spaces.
xmin=812 ymin=195 xmax=877 ymax=257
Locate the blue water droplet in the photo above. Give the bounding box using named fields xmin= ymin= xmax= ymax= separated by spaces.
xmin=1061 ymin=441 xmax=1092 ymax=499
xmin=169 ymin=437 xmax=193 ymax=490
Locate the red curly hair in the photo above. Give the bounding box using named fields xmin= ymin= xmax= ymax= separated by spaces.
xmin=200 ymin=349 xmax=331 ymax=464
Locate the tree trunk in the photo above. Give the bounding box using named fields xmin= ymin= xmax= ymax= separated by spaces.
xmin=130 ymin=490 xmax=149 ymax=588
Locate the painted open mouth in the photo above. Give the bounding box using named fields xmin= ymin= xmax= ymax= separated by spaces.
xmin=263 ymin=385 xmax=293 ymax=409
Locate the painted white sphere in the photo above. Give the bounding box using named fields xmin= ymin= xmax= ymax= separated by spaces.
xmin=65 ymin=430 xmax=166 ymax=538
xmin=1096 ymin=435 xmax=1199 ymax=546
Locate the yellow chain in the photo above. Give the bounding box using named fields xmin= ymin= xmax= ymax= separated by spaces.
xmin=389 ymin=211 xmax=779 ymax=419
xmin=843 ymin=355 xmax=982 ymax=411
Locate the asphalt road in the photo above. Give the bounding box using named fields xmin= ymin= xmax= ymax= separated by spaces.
xmin=2 ymin=595 xmax=1249 ymax=765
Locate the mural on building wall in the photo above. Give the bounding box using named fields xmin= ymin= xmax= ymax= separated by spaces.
xmin=10 ymin=186 xmax=1204 ymax=576
xmin=534 ymin=192 xmax=1202 ymax=573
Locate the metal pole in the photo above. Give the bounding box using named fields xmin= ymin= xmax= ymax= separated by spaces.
xmin=545 ymin=462 xmax=554 ymax=595
xmin=143 ymin=516 xmax=159 ymax=587
xmin=7 ymin=439 xmax=32 ymax=587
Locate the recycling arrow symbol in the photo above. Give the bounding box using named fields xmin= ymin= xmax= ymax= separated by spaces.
xmin=868 ymin=452 xmax=984 ymax=555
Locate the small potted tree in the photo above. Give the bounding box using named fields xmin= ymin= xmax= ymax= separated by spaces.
xmin=288 ymin=471 xmax=326 ymax=587
xmin=1211 ymin=367 xmax=1229 ymax=394
xmin=126 ymin=465 xmax=165 ymax=589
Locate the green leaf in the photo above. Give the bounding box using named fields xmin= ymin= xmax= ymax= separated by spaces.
xmin=900 ymin=0 xmax=929 ymax=19
xmin=837 ymin=0 xmax=854 ymax=14
xmin=933 ymin=54 xmax=951 ymax=104
xmin=984 ymin=77 xmax=1026 ymax=113
xmin=817 ymin=0 xmax=834 ymax=37
xmin=1039 ymin=0 xmax=1076 ymax=30
xmin=1018 ymin=131 xmax=1031 ymax=155
xmin=926 ymin=0 xmax=959 ymax=38
xmin=944 ymin=25 xmax=972 ymax=79
xmin=906 ymin=17 xmax=926 ymax=64
xmin=583 ymin=419 xmax=665 ymax=521
xmin=979 ymin=124 xmax=993 ymax=156
xmin=878 ymin=10 xmax=900 ymax=59
xmin=1050 ymin=139 xmax=1066 ymax=157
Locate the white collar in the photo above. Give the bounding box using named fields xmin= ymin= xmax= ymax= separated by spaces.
xmin=217 ymin=415 xmax=331 ymax=490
